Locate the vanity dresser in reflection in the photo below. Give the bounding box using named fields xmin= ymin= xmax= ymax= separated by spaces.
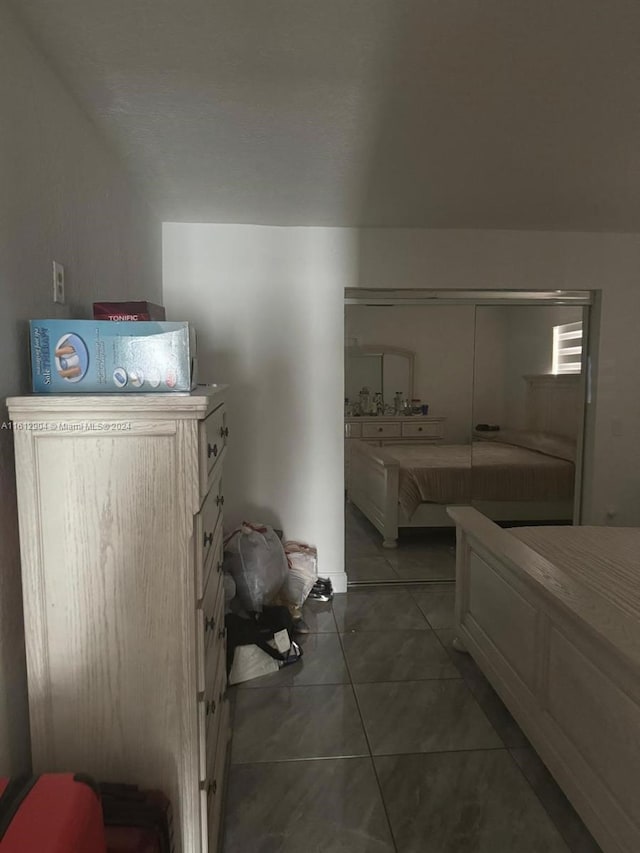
xmin=344 ymin=415 xmax=446 ymax=487
xmin=8 ymin=386 xmax=231 ymax=853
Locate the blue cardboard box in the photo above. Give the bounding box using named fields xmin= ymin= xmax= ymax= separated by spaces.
xmin=30 ymin=320 xmax=197 ymax=393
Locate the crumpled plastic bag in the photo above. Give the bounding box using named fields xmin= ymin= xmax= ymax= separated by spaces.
xmin=223 ymin=522 xmax=288 ymax=613
xmin=278 ymin=540 xmax=318 ymax=609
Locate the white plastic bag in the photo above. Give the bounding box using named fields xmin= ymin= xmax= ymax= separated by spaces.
xmin=280 ymin=541 xmax=318 ymax=609
xmin=223 ymin=572 xmax=236 ymax=609
xmin=228 ymin=645 xmax=280 ymax=685
xmin=224 ymin=523 xmax=288 ymax=613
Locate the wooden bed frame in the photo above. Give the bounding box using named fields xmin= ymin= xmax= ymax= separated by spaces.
xmin=347 ymin=374 xmax=581 ymax=547
xmin=448 ymin=507 xmax=640 ymax=853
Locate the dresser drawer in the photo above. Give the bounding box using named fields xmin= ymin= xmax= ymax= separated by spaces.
xmin=205 ymin=644 xmax=228 ymax=776
xmin=202 ymin=518 xmax=224 ymax=605
xmin=362 ymin=422 xmax=401 ymax=438
xmin=197 ymin=572 xmax=225 ymax=694
xmin=207 ymin=698 xmax=231 ymax=852
xmin=198 ymin=639 xmax=227 ymax=782
xmin=401 ymin=421 xmax=443 ymax=439
xmin=195 ymin=473 xmax=224 ymax=601
xmin=199 ymin=404 xmax=228 ymax=500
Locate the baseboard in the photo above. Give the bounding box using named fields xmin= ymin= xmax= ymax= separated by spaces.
xmin=325 ymin=571 xmax=347 ymax=594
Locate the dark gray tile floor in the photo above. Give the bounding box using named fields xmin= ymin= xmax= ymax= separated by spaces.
xmin=223 ymin=588 xmax=603 ymax=853
xmin=346 ymin=502 xmax=456 ymax=583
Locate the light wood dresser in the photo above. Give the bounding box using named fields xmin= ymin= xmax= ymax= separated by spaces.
xmin=8 ymin=386 xmax=231 ymax=853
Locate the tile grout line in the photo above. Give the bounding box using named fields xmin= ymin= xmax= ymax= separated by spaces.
xmin=239 ymin=676 xmax=465 ymax=690
xmin=229 ymin=744 xmax=511 ymax=768
xmin=380 ymin=549 xmax=403 ymax=581
xmin=428 ymin=625 xmax=516 ymax=750
xmin=348 ymin=579 xmax=456 ymax=588
xmin=335 ymin=621 xmax=400 ymax=853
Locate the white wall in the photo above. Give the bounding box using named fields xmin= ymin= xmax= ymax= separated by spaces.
xmin=165 ymin=224 xmax=640 ymax=570
xmin=1 ymin=4 xmax=161 ymax=773
xmin=345 ymin=304 xmax=475 ymax=442
xmin=163 ymin=224 xmax=350 ymax=590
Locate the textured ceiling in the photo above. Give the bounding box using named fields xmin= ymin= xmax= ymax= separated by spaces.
xmin=11 ymin=0 xmax=640 ymax=229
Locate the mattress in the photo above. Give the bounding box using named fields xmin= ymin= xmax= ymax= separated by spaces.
xmin=386 ymin=441 xmax=575 ymax=517
xmin=511 ymin=525 xmax=640 ymax=620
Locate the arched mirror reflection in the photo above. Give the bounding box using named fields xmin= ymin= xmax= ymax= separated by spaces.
xmin=345 ymin=345 xmax=414 ymax=415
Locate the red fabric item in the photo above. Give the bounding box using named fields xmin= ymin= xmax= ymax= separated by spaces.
xmin=0 ymin=774 xmax=106 ymax=853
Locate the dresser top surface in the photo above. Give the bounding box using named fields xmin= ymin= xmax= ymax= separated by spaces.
xmin=7 ymin=384 xmax=227 ymax=419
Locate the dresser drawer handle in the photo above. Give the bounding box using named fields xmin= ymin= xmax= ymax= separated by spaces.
xmin=220 ymin=426 xmax=229 ymax=439
xmin=206 ymin=699 xmax=217 ymax=716
xmin=418 ymin=427 xmax=423 ymax=432
xmin=203 ymin=531 xmax=213 ymax=548
xmin=377 ymin=427 xmax=383 ymax=432
xmin=205 ymin=616 xmax=215 ymax=632
xmin=218 ymin=626 xmax=227 ymax=640
xmin=208 ymin=442 xmax=218 ymax=459
xmin=216 ymin=495 xmax=225 ymax=507
xmin=207 ymin=780 xmax=217 ymax=797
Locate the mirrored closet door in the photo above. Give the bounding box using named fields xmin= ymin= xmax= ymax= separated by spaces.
xmin=472 ymin=304 xmax=587 ymax=527
xmin=344 ymin=291 xmax=591 ymax=587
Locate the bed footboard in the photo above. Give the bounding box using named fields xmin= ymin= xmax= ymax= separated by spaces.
xmin=348 ymin=441 xmax=399 ymax=547
xmin=447 ymin=507 xmax=640 ymax=853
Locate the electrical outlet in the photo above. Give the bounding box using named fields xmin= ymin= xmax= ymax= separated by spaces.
xmin=52 ymin=261 xmax=65 ymax=304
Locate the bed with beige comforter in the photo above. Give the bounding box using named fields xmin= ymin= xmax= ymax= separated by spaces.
xmin=385 ymin=433 xmax=576 ymax=517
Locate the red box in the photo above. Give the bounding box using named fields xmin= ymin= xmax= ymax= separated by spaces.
xmin=93 ymin=302 xmax=166 ymax=321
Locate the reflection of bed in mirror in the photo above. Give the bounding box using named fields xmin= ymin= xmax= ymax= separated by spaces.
xmin=448 ymin=507 xmax=640 ymax=853
xmin=347 ymin=374 xmax=583 ymax=548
